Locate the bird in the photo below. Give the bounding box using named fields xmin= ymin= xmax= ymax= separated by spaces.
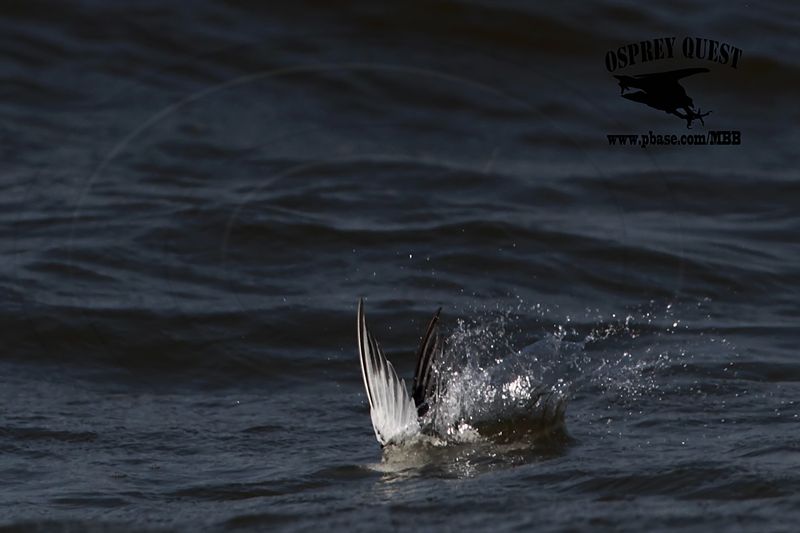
xmin=613 ymin=68 xmax=712 ymax=128
xmin=356 ymin=298 xmax=443 ymax=447
xmin=356 ymin=299 xmax=570 ymax=450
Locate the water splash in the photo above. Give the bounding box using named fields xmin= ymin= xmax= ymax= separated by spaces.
xmin=419 ymin=315 xmax=571 ymax=444
xmin=408 ymin=301 xmax=685 ymax=445
xmin=371 ymin=300 xmax=717 ymax=480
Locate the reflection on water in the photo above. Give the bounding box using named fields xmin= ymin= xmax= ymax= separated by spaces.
xmin=370 ymin=426 xmax=571 ymax=484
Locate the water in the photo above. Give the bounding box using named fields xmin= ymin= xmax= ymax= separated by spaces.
xmin=2 ymin=1 xmax=799 ymax=530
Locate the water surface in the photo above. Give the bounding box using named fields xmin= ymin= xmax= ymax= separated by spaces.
xmin=1 ymin=1 xmax=799 ymax=531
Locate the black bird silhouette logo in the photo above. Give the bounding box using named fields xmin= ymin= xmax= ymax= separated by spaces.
xmin=614 ymin=68 xmax=712 ymax=128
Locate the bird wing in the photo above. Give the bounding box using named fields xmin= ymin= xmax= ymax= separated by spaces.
xmin=412 ymin=307 xmax=443 ymax=416
xmin=357 ymin=299 xmax=420 ymax=446
xmin=633 ymin=67 xmax=710 ymax=81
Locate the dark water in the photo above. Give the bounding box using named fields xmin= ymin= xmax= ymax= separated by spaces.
xmin=2 ymin=1 xmax=799 ymax=530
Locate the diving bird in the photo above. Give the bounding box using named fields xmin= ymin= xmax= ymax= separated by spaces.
xmin=614 ymin=67 xmax=712 ymax=128
xmin=357 ymin=299 xmax=443 ymax=447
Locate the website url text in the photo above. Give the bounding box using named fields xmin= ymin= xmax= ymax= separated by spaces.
xmin=607 ymin=130 xmax=741 ymax=147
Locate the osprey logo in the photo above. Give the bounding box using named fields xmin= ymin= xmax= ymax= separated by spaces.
xmin=605 ymin=37 xmax=742 ymax=129
xmin=614 ymin=68 xmax=711 ymax=129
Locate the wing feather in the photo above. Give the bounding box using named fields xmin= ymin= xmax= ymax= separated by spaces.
xmin=357 ymin=299 xmax=420 ymax=446
xmin=412 ymin=308 xmax=443 ymax=416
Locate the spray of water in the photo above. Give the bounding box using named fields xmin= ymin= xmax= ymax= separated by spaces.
xmin=375 ymin=300 xmax=701 ymax=476
xmin=409 ymin=301 xmax=682 ymax=445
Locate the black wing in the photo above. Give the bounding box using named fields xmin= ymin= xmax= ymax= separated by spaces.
xmin=632 ymin=68 xmax=710 ymax=81
xmin=411 ymin=307 xmax=443 ymax=417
